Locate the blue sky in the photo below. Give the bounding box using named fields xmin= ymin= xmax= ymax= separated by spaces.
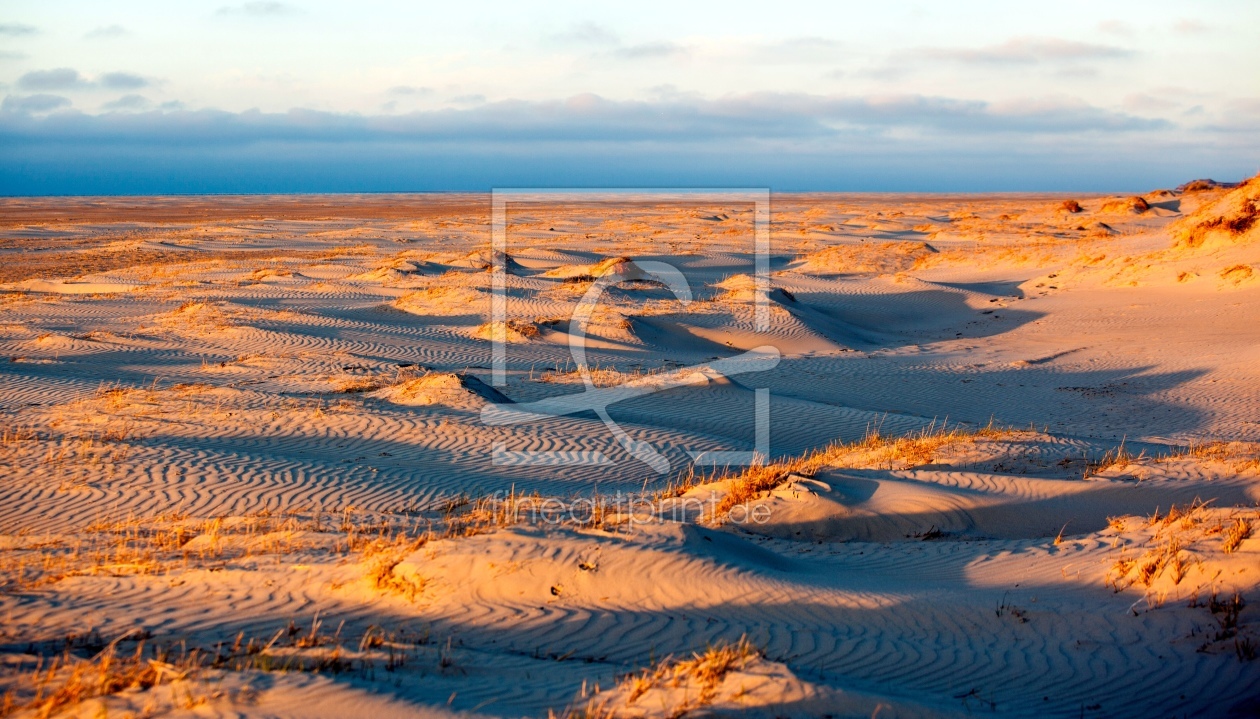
xmin=1 ymin=0 xmax=1257 ymax=194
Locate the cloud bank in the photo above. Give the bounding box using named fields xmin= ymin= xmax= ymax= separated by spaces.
xmin=2 ymin=89 xmax=1253 ymax=194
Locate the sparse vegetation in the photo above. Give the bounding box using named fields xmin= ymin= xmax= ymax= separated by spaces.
xmin=1156 ymin=441 xmax=1260 ymax=474
xmin=1099 ymin=196 xmax=1150 ymax=214
xmin=1174 ymin=176 xmax=1260 ymax=248
xmin=705 ymin=422 xmax=1014 ymax=520
xmin=1105 ymin=500 xmax=1257 ymax=596
xmin=564 ymin=637 xmax=761 ymax=718
xmin=472 ymin=319 xmax=540 ymax=343
xmin=1223 ymin=517 xmax=1253 ymax=553
xmin=1220 ymin=264 xmax=1255 ymax=285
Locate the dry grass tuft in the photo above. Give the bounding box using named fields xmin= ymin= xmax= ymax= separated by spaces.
xmin=1174 ymin=174 xmax=1260 ymax=249
xmin=566 ymin=637 xmax=761 ymax=717
xmin=538 ymin=362 xmax=670 ymax=388
xmin=0 ymin=617 xmax=447 ymax=718
xmin=1220 ymin=264 xmax=1255 ymax=285
xmin=1085 ymin=440 xmax=1144 ymax=478
xmin=1106 ymin=500 xmax=1257 ymax=594
xmin=392 ymin=286 xmax=486 ymax=316
xmin=245 ymin=267 xmax=292 ymax=282
xmin=472 ymin=319 xmax=539 ymax=343
xmin=1099 ymin=196 xmax=1150 ymax=214
xmin=1157 ymin=440 xmax=1260 ymax=474
xmin=707 ymin=422 xmax=1012 ymax=520
xmin=149 ymin=301 xmax=241 ymax=334
xmin=334 ymin=376 xmax=385 ymax=394
xmin=0 ymin=508 xmax=426 ymax=593
xmin=0 ymin=635 xmax=207 ymax=719
xmin=797 ymin=241 xmax=938 ymax=275
xmin=1223 ymin=518 xmax=1253 ymax=554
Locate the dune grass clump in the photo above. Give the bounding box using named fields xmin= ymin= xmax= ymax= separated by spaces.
xmin=155 ymin=301 xmax=239 ymax=333
xmin=703 ymin=422 xmax=1013 ymax=520
xmin=798 ymin=241 xmax=938 ymax=275
xmin=1223 ymin=518 xmax=1253 ymax=554
xmin=0 ymin=635 xmax=216 ymax=719
xmin=1085 ymin=440 xmax=1144 ymax=478
xmin=392 ymin=286 xmax=487 ymax=316
xmin=538 ymin=362 xmax=669 ymax=388
xmin=1220 ymin=264 xmax=1255 ymax=285
xmin=1174 ymin=175 xmax=1260 ymax=249
xmin=0 ymin=508 xmax=425 ymax=594
xmin=1156 ymin=440 xmax=1260 ymax=474
xmin=563 ymin=637 xmax=761 ymax=718
xmin=1107 ymin=531 xmax=1189 ymax=593
xmin=334 ymin=376 xmax=385 ymax=394
xmin=472 ymin=319 xmax=539 ymax=343
xmin=1100 ymin=196 xmax=1150 ymax=214
xmin=0 ymin=616 xmax=446 ymax=718
xmin=1104 ymin=499 xmax=1257 ymax=593
xmin=244 ymin=267 xmax=292 ymax=282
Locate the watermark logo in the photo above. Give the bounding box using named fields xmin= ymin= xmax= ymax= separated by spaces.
xmin=480 ymin=189 xmax=775 ymax=474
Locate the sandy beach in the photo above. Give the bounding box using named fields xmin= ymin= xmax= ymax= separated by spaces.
xmin=0 ymin=178 xmax=1257 ymax=717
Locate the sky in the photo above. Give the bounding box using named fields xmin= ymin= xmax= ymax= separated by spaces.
xmin=0 ymin=0 xmax=1257 ymax=194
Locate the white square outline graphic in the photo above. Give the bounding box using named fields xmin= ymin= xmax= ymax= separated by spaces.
xmin=484 ymin=188 xmax=773 ymax=472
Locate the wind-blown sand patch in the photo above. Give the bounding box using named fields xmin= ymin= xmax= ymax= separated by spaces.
xmin=3 ymin=278 xmax=141 ymax=294
xmin=433 ymin=248 xmax=522 ymax=273
xmin=543 ymin=256 xmax=652 ymax=281
xmin=391 ymin=286 xmax=488 ymax=316
xmin=370 ymin=372 xmax=508 ymax=407
xmin=1099 ymin=196 xmax=1151 ymax=215
xmin=471 ymin=319 xmax=540 ymax=343
xmin=712 ymin=273 xmax=797 ymax=304
xmin=145 ymin=300 xmax=248 ymax=335
xmin=241 ymin=267 xmax=295 ymax=283
xmin=795 ymin=241 xmax=937 ymax=274
xmin=1174 ymin=175 xmax=1260 ymax=250
xmin=345 ymin=257 xmax=432 ymax=282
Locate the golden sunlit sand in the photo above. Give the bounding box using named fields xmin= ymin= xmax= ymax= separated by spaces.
xmin=1 ymin=179 xmax=1259 ymax=717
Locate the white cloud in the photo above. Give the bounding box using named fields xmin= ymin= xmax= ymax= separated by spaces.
xmin=1 ymin=93 xmax=70 ymax=114
xmin=0 ymin=23 xmax=37 ymax=36
xmin=917 ymin=37 xmax=1132 ymax=65
xmin=101 ymin=94 xmax=149 ymax=111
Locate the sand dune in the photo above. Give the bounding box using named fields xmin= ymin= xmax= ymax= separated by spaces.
xmin=2 ymin=182 xmax=1260 ymax=718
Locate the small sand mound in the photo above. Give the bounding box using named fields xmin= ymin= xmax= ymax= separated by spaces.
xmin=796 ymin=241 xmax=937 ymax=275
xmin=1099 ymin=196 xmax=1150 ymax=215
xmin=579 ymin=308 xmax=642 ymax=345
xmin=243 ymin=267 xmax=293 ymax=282
xmin=346 ymin=259 xmax=428 ymax=282
xmin=451 ymin=248 xmax=522 ymax=273
xmin=589 ymin=257 xmax=649 ymax=279
xmin=151 ymin=301 xmax=241 ymax=333
xmin=391 ymin=286 xmax=487 ymax=316
xmin=714 ymin=274 xmax=796 ymax=304
xmin=1078 ymin=221 xmax=1118 ymax=237
xmin=472 ymin=319 xmax=540 ymax=343
xmin=1178 ymin=178 xmax=1235 ymax=193
xmin=370 ymin=371 xmax=509 ymax=406
xmin=1173 ymin=174 xmax=1260 ymax=249
xmin=30 ymin=332 xmax=79 ymax=349
xmin=543 ymin=256 xmax=651 ymax=281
